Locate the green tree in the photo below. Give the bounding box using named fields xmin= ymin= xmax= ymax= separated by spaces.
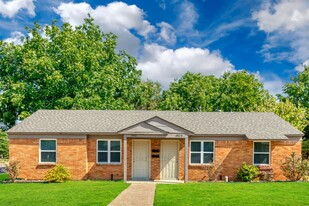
xmin=257 ymin=98 xmax=308 ymax=132
xmin=0 ymin=132 xmax=8 ymax=159
xmin=135 ymin=80 xmax=162 ymax=110
xmin=284 ymin=66 xmax=309 ymax=109
xmin=217 ymin=71 xmax=269 ymax=112
xmin=160 ymin=72 xmax=220 ymax=111
xmin=0 ymin=18 xmax=145 ymax=127
xmin=161 ymin=71 xmax=269 ymax=112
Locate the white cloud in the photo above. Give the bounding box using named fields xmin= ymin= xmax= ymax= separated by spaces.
xmin=157 ymin=22 xmax=176 ymax=45
xmin=3 ymin=31 xmax=24 ymax=45
xmin=177 ymin=0 xmax=199 ymax=36
xmin=295 ymin=60 xmax=309 ymax=72
xmin=137 ymin=43 xmax=234 ymax=87
xmin=54 ymin=2 xmax=156 ymax=56
xmin=0 ymin=0 xmax=35 ymax=18
xmin=252 ymin=0 xmax=309 ymax=63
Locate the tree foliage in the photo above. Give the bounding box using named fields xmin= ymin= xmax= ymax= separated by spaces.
xmin=0 ymin=132 xmax=8 ymax=159
xmin=161 ymin=72 xmax=220 ymax=111
xmin=161 ymin=71 xmax=269 ymax=112
xmin=284 ymin=66 xmax=309 ymax=109
xmin=257 ymin=98 xmax=308 ymax=131
xmin=0 ymin=18 xmax=148 ymax=127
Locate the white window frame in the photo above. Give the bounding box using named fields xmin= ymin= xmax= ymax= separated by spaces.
xmin=190 ymin=140 xmax=215 ymax=165
xmin=253 ymin=141 xmax=271 ymax=166
xmin=96 ymin=139 xmax=122 ymax=164
xmin=39 ymin=139 xmax=57 ymax=164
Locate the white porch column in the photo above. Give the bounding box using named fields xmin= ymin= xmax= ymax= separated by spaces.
xmin=184 ymin=135 xmax=189 ymax=183
xmin=123 ymin=135 xmax=127 ymax=182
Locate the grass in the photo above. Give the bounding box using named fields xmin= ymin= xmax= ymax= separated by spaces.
xmin=0 ymin=181 xmax=129 ymax=206
xmin=0 ymin=173 xmax=9 ymax=181
xmin=155 ymin=182 xmax=309 ymax=206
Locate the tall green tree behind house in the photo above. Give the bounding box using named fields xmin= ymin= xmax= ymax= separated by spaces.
xmin=0 ymin=18 xmax=147 ymax=127
xmin=161 ymin=71 xmax=269 ymax=112
xmin=161 ymin=72 xmax=220 ymax=111
xmin=0 ymin=132 xmax=8 ymax=159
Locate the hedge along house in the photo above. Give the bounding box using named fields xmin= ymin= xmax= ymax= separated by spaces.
xmin=8 ymin=110 xmax=303 ymax=182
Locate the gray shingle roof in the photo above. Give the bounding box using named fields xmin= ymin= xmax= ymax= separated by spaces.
xmin=7 ymin=110 xmax=303 ymax=139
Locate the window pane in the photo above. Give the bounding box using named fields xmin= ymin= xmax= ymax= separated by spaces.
xmin=191 ymin=142 xmax=201 ymax=152
xmin=110 ymin=141 xmax=120 ymax=151
xmin=41 ymin=152 xmax=56 ymax=162
xmin=98 ymin=141 xmax=108 ymax=151
xmin=41 ymin=140 xmax=56 ymax=150
xmin=203 ymin=153 xmax=213 ymax=164
xmin=204 ymin=142 xmax=214 ymax=152
xmin=98 ymin=152 xmax=108 ymax=162
xmin=254 ymin=154 xmax=269 ymax=164
xmin=254 ymin=142 xmax=269 ymax=152
xmin=190 ymin=153 xmax=201 ymax=164
xmin=110 ymin=152 xmax=120 ymax=163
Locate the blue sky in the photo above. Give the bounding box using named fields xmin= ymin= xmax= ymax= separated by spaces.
xmin=1 ymin=0 xmax=309 ymax=95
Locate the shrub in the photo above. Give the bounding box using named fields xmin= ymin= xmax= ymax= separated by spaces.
xmin=280 ymin=152 xmax=309 ymax=181
xmin=44 ymin=164 xmax=70 ymax=183
xmin=0 ymin=132 xmax=9 ymax=159
xmin=5 ymin=160 xmax=20 ymax=182
xmin=236 ymin=162 xmax=259 ymax=182
xmin=302 ymin=139 xmax=309 ymax=159
xmin=258 ymin=167 xmax=274 ymax=181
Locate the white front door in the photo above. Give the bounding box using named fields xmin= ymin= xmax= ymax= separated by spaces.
xmin=161 ymin=140 xmax=179 ymax=180
xmin=133 ymin=140 xmax=150 ymax=180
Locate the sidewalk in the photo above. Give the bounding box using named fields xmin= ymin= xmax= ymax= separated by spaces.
xmin=108 ymin=183 xmax=156 ymax=206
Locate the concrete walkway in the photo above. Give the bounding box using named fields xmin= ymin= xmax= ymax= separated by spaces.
xmin=108 ymin=183 xmax=156 ymax=206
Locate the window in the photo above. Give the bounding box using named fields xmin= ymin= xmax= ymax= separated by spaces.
xmin=40 ymin=139 xmax=56 ymax=163
xmin=254 ymin=142 xmax=270 ymax=165
xmin=97 ymin=140 xmax=121 ymax=164
xmin=190 ymin=141 xmax=214 ymax=164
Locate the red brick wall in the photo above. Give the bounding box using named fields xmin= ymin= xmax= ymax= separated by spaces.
xmin=178 ymin=139 xmax=185 ymax=180
xmin=87 ymin=135 xmax=123 ymax=180
xmin=187 ymin=139 xmax=302 ymax=181
xmin=9 ymin=138 xmax=87 ymax=180
xmin=10 ymin=136 xmax=302 ymax=181
xmin=271 ymin=140 xmax=302 ymax=180
xmin=188 ymin=140 xmax=253 ymax=181
xmin=151 ymin=139 xmax=161 ymax=180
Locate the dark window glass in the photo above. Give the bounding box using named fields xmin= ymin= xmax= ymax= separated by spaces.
xmin=254 ymin=154 xmax=269 ymax=164
xmin=191 ymin=142 xmax=201 ymax=152
xmin=41 ymin=152 xmax=56 ymax=162
xmin=204 ymin=142 xmax=214 ymax=152
xmin=110 ymin=152 xmax=120 ymax=163
xmin=203 ymin=153 xmax=213 ymax=164
xmin=191 ymin=153 xmax=201 ymax=164
xmin=111 ymin=141 xmax=120 ymax=151
xmin=98 ymin=141 xmax=108 ymax=151
xmin=98 ymin=152 xmax=108 ymax=162
xmin=41 ymin=140 xmax=56 ymax=150
xmin=254 ymin=142 xmax=269 ymax=152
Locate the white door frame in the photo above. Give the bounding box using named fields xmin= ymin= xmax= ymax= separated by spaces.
xmin=160 ymin=140 xmax=179 ymax=180
xmin=132 ymin=139 xmax=151 ymax=180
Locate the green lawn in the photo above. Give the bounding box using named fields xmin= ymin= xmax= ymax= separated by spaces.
xmin=0 ymin=181 xmax=129 ymax=206
xmin=155 ymin=182 xmax=309 ymax=206
xmin=0 ymin=173 xmax=9 ymax=181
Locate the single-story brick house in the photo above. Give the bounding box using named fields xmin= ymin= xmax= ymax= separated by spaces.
xmin=8 ymin=110 xmax=303 ymax=182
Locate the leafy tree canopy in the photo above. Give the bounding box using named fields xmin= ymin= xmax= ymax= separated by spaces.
xmin=0 ymin=18 xmax=151 ymax=127
xmin=161 ymin=71 xmax=269 ymax=112
xmin=284 ymin=66 xmax=309 ymax=109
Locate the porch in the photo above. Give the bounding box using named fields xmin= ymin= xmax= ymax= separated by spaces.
xmin=120 ymin=116 xmax=192 ymax=182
